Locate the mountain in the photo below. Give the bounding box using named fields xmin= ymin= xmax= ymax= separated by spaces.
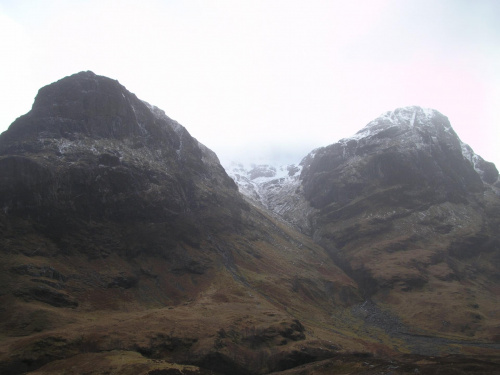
xmin=228 ymin=106 xmax=500 ymax=347
xmin=1 ymin=73 xmax=499 ymax=374
xmin=0 ymin=72 xmax=366 ymax=375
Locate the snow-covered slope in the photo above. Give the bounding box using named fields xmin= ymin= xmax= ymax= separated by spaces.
xmin=224 ymin=160 xmax=318 ymax=233
xmin=224 ymin=162 xmax=299 ymax=206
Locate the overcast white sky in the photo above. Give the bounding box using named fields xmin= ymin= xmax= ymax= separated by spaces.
xmin=1 ymin=0 xmax=499 ymax=167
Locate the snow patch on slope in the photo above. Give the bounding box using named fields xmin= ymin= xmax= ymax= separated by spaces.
xmin=225 ymin=161 xmax=302 ymax=208
xmin=225 ymin=159 xmax=317 ymax=233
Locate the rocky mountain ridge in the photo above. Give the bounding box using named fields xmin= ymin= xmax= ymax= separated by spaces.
xmin=227 ymin=106 xmax=499 ymax=233
xmin=227 ymin=107 xmax=499 ymax=212
xmin=227 ymin=105 xmax=500 ymax=345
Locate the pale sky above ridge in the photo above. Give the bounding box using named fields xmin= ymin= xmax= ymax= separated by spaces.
xmin=1 ymin=0 xmax=499 ymax=168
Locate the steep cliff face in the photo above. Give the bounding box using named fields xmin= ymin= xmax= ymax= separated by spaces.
xmin=301 ymin=107 xmax=497 ymax=209
xmin=0 ymin=71 xmax=244 ymax=236
xmin=230 ymin=106 xmax=500 ymax=342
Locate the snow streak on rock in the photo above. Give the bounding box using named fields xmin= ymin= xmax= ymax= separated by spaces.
xmin=224 ymin=161 xmax=318 ymax=234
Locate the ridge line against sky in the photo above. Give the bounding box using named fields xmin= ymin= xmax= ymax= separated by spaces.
xmin=1 ymin=0 xmax=499 ymax=167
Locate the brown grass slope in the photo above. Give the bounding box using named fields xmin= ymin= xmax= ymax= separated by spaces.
xmin=0 ymin=200 xmax=385 ymax=374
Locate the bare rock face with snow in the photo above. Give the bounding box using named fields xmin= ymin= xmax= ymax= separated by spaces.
xmin=300 ymin=106 xmax=498 ymax=210
xmin=230 ymin=106 xmax=498 ymax=215
xmin=225 ymin=162 xmax=318 ymax=233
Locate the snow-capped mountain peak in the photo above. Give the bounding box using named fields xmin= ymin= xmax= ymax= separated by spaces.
xmin=343 ymin=106 xmax=453 ymax=144
xmin=225 ymin=106 xmax=499 ymax=235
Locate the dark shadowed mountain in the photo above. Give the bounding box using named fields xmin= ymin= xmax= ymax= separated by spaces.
xmin=1 ymin=73 xmax=499 ymax=374
xmin=0 ymin=72 xmax=359 ymax=375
